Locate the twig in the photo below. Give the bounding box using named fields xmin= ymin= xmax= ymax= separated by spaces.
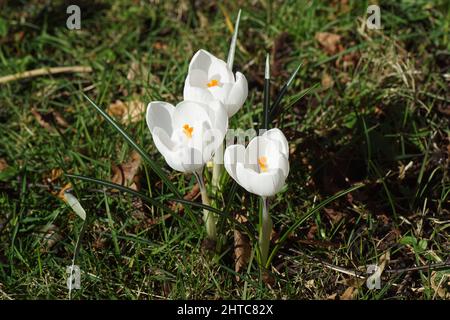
xmin=0 ymin=66 xmax=92 ymax=84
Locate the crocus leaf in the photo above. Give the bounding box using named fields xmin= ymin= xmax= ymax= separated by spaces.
xmin=269 ymin=62 xmax=302 ymax=119
xmin=271 ymin=82 xmax=319 ymax=120
xmin=63 ymin=192 xmax=86 ymax=220
xmin=82 ymin=93 xmax=182 ymax=199
xmin=226 ymin=9 xmax=241 ymax=70
xmin=66 ymin=174 xmax=251 ymax=234
xmin=263 ymin=53 xmax=270 ymax=130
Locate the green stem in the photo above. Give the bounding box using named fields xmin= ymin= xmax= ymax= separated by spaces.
xmin=259 ymin=196 xmax=272 ymax=268
xmin=211 ymin=142 xmax=223 ymax=194
xmin=194 ymin=170 xmax=217 ymax=240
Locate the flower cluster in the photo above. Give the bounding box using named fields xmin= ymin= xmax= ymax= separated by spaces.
xmin=145 ymin=11 xmax=290 ymax=268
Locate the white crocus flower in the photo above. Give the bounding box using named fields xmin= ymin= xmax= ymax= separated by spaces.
xmin=224 ymin=128 xmax=289 ymax=267
xmin=146 ymin=100 xmax=228 ymax=173
xmin=224 ymin=128 xmax=289 ymax=197
xmin=146 ymin=99 xmax=228 ymax=241
xmin=183 ymin=49 xmax=248 ymax=118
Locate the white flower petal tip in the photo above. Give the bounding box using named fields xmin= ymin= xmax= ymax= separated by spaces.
xmin=183 ymin=49 xmax=248 ymax=118
xmin=224 ymin=129 xmax=290 ymax=197
xmin=146 ymin=100 xmax=228 ymax=173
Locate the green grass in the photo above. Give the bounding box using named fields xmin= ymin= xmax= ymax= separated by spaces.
xmin=0 ymin=0 xmax=449 ymax=300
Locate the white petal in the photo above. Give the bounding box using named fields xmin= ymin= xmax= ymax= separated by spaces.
xmin=273 ymin=152 xmax=290 ymax=179
xmin=208 ymin=57 xmax=234 ymax=84
xmin=152 ymin=127 xmax=185 ymax=172
xmin=225 ymin=72 xmax=248 ymax=117
xmin=262 ymin=128 xmax=289 ymax=159
xmin=172 ymin=101 xmax=212 ymax=134
xmin=189 ymin=49 xmax=214 ymax=73
xmin=224 ymin=144 xmax=246 ymax=182
xmin=183 ymin=84 xmax=215 ymax=105
xmin=207 ymin=83 xmax=232 ymax=104
xmin=203 ymin=100 xmax=228 ymax=139
xmin=236 ymin=164 xmax=286 ymax=197
xmin=179 ymin=147 xmax=205 ymax=173
xmin=146 ymin=101 xmax=175 ymax=136
xmin=177 ymin=100 xmax=228 ymax=161
xmin=245 ymin=136 xmax=277 ymax=171
xmin=187 ymin=68 xmax=208 ymax=87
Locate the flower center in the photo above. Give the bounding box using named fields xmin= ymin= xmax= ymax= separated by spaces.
xmin=207 ymin=79 xmax=219 ymax=87
xmin=258 ymin=156 xmax=268 ymax=172
xmin=183 ymin=124 xmax=194 ymax=139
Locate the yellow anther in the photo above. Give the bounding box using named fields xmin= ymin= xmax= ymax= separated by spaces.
xmin=207 ymin=79 xmax=219 ymax=87
xmin=258 ymin=156 xmax=268 ymax=172
xmin=183 ymin=124 xmax=194 ymax=138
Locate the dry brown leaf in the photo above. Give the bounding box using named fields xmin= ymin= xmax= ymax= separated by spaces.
xmin=340 ymin=286 xmax=358 ymax=300
xmin=110 ymin=150 xmax=142 ymax=191
xmin=170 ymin=184 xmax=200 ymax=213
xmin=31 ymin=107 xmax=52 ymax=131
xmin=31 ymin=107 xmax=69 ymax=132
xmin=0 ymin=158 xmax=8 ymax=172
xmin=53 ymin=110 xmax=69 ymax=128
xmin=153 ymin=42 xmax=168 ymax=51
xmin=43 ymin=168 xmax=63 ymax=185
xmin=324 ymin=207 xmax=344 ymax=224
xmin=315 ymin=32 xmax=343 ymax=55
xmin=107 ymin=100 xmax=145 ymax=125
xmin=55 ymin=183 xmax=72 ymax=200
xmin=431 ymin=271 xmax=450 ymax=299
xmin=326 ymin=293 xmax=337 ymax=300
xmin=127 ymin=61 xmax=140 ymax=81
xmin=234 ymin=214 xmax=251 ymax=279
xmin=339 ymin=50 xmax=360 ymax=69
xmin=40 ymin=224 xmax=63 ymax=252
xmin=321 ymin=72 xmax=334 ymax=89
xmin=307 ymin=224 xmax=317 ymax=239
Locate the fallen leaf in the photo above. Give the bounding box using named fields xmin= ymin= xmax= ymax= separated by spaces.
xmin=321 ymin=72 xmax=334 ymax=89
xmin=307 ymin=224 xmax=317 ymax=239
xmin=315 ymin=32 xmax=343 ymax=55
xmin=234 ymin=214 xmax=251 ymax=279
xmin=340 ymin=286 xmax=358 ymax=300
xmin=40 ymin=224 xmax=63 ymax=252
xmin=53 ymin=110 xmax=70 ymax=128
xmin=110 ymin=150 xmax=142 ymax=191
xmin=0 ymin=158 xmax=8 ymax=171
xmin=44 ymin=168 xmax=63 ymax=185
xmin=31 ymin=107 xmax=69 ymax=132
xmin=55 ymin=183 xmax=72 ymax=200
xmin=127 ymin=61 xmax=140 ymax=81
xmin=153 ymin=42 xmax=168 ymax=51
xmin=338 ymin=50 xmax=360 ymax=69
xmin=107 ymin=100 xmax=145 ymax=125
xmin=170 ymin=184 xmax=200 ymax=213
xmin=324 ymin=207 xmax=344 ymax=224
xmin=431 ymin=270 xmax=450 ymax=299
xmin=326 ymin=293 xmax=337 ymax=300
xmin=31 ymin=107 xmax=52 ymax=131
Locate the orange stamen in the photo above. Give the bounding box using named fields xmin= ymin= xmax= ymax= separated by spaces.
xmin=207 ymin=79 xmax=219 ymax=87
xmin=183 ymin=124 xmax=194 ymax=138
xmin=258 ymin=156 xmax=268 ymax=172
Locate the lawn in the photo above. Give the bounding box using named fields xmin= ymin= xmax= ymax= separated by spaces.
xmin=0 ymin=0 xmax=449 ymax=300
